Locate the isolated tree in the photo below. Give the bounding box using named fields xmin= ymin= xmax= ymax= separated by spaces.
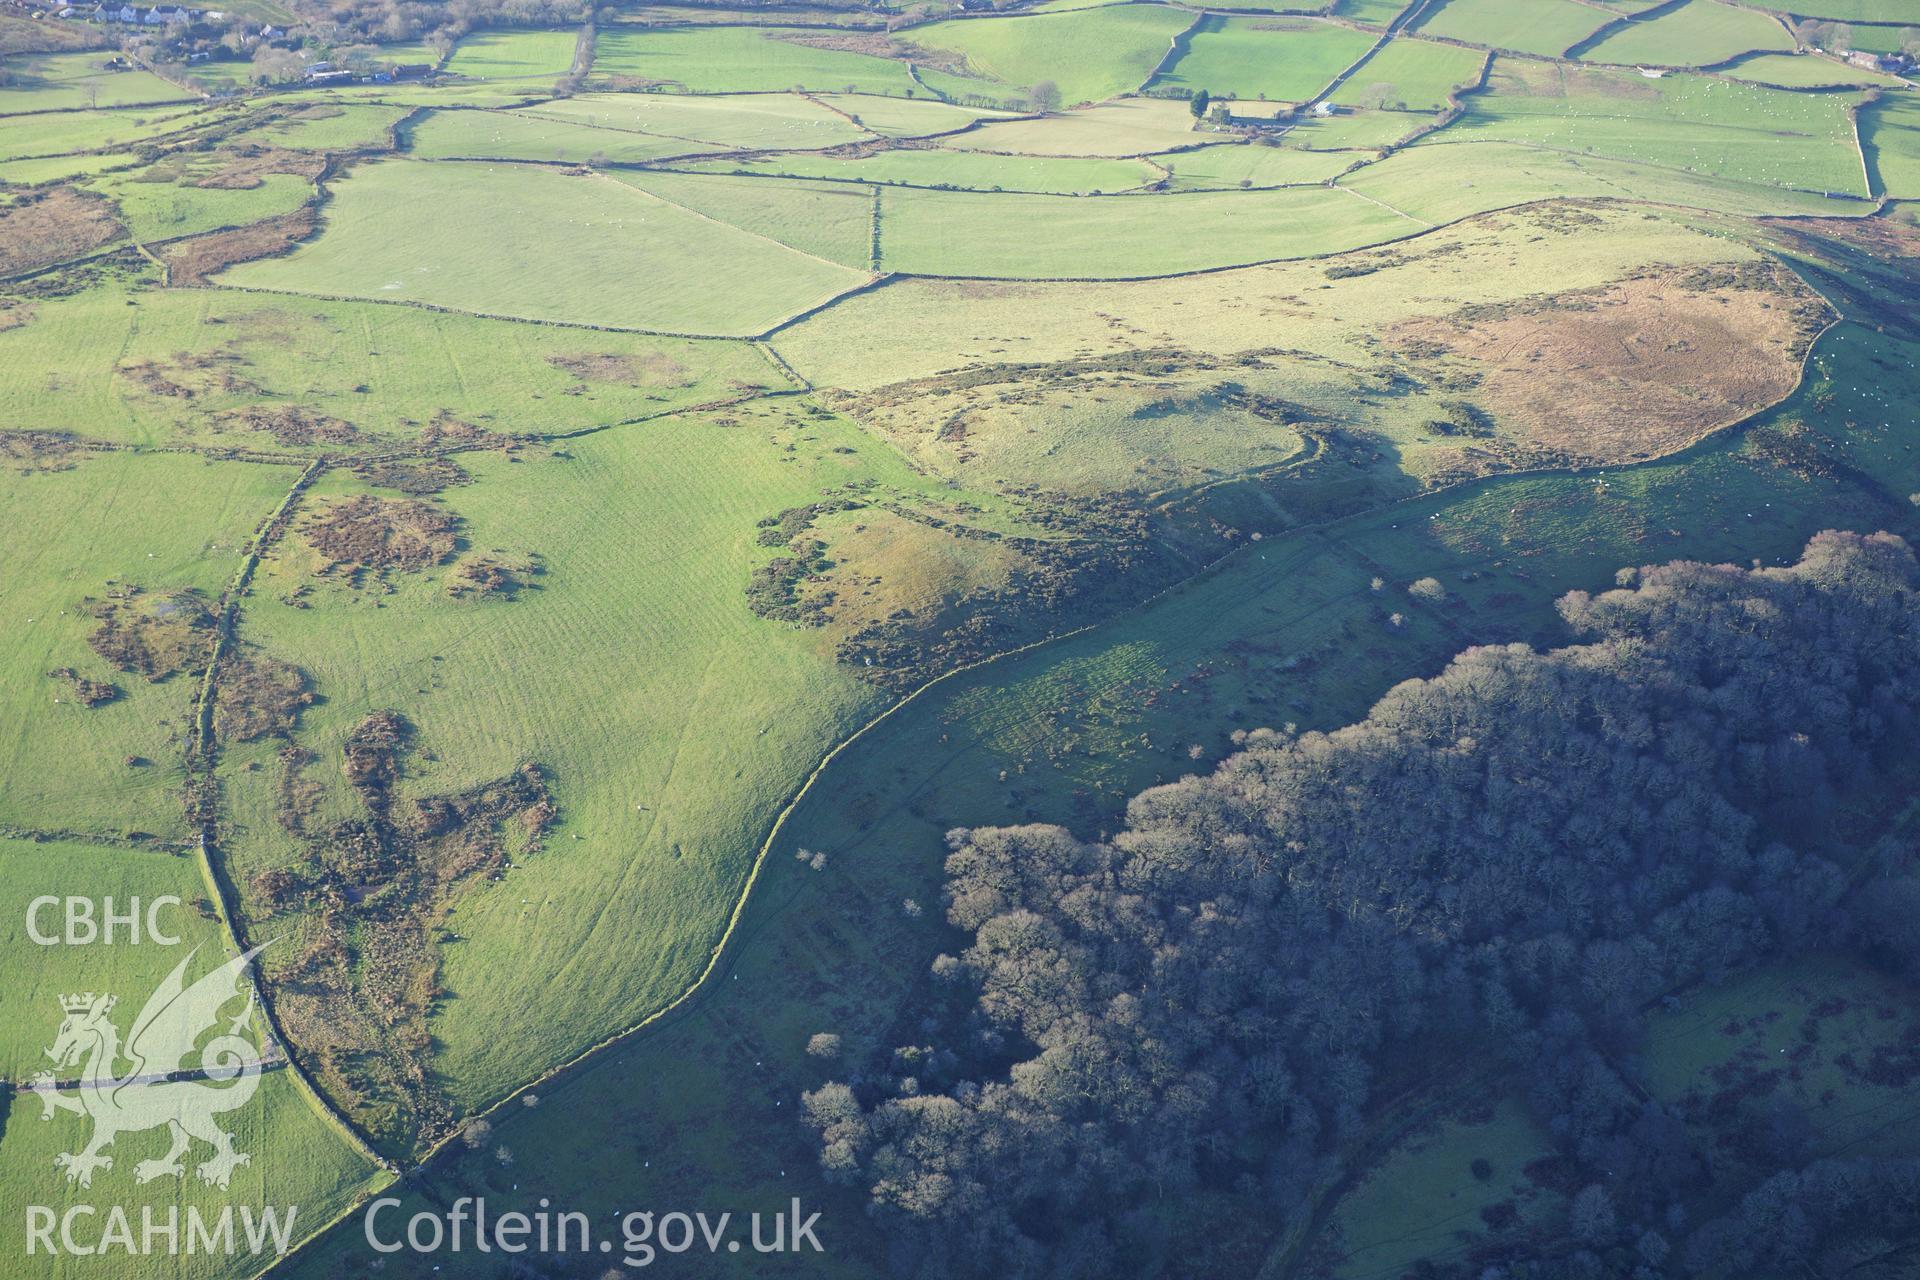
xmin=1189 ymin=88 xmax=1210 ymax=119
xmin=1028 ymin=79 xmax=1060 ymax=113
xmin=807 ymin=1032 xmax=843 ymax=1060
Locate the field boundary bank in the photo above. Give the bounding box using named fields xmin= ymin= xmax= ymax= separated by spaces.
xmin=1563 ymin=0 xmax=1690 ymax=62
xmin=181 ymin=457 xmax=396 ymax=1176
xmin=0 ymin=824 xmax=193 ymax=853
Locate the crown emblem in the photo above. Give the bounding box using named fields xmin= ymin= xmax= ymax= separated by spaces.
xmin=60 ymin=993 xmax=114 ymax=1015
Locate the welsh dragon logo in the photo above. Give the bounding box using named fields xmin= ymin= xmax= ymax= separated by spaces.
xmin=28 ymin=944 xmax=268 ymax=1190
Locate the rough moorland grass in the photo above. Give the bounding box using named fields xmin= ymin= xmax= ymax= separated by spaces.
xmin=609 ymin=167 xmax=876 ymax=267
xmin=1154 ymin=140 xmax=1359 ymax=188
xmin=1420 ymin=59 xmax=1870 ymax=196
xmin=0 ymin=1069 xmax=388 ymax=1280
xmin=1415 ymin=0 xmax=1611 ymax=57
xmin=218 ymin=401 xmax=1011 ymax=1113
xmin=1579 ymin=0 xmax=1794 ymax=66
xmin=1350 ymin=138 xmax=1870 ymax=221
xmin=676 ymin=145 xmax=1159 ymax=193
xmin=874 ymin=183 xmax=1409 ymax=276
xmin=1722 ymin=50 xmax=1908 ymax=88
xmin=443 ymin=28 xmax=577 ymax=82
xmin=0 ymin=50 xmax=187 ymax=114
xmin=1152 ymin=15 xmax=1377 ymax=103
xmin=942 ymin=95 xmax=1199 ymax=155
xmin=84 ymin=168 xmax=313 ymax=242
xmin=1864 ymin=91 xmax=1920 ymax=199
xmin=522 ymin=91 xmax=874 ymax=151
xmin=591 ymin=26 xmax=921 ymax=95
xmin=1327 ymin=35 xmax=1486 ymax=110
xmin=219 ymin=159 xmax=870 ymax=335
xmin=0 ymin=450 xmax=301 ymax=841
xmin=913 ymin=3 xmax=1194 ymax=106
xmin=0 ymin=282 xmax=790 ymax=450
xmin=774 ymin=205 xmax=1757 ymax=388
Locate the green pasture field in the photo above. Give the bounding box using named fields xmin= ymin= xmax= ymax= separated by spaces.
xmin=1425 ymin=59 xmax=1870 ymax=196
xmin=1864 ymin=91 xmax=1920 ymax=199
xmin=1643 ymin=955 xmax=1920 ymax=1162
xmin=0 ymin=449 xmax=302 ymax=842
xmin=1350 ymin=138 xmax=1868 ymax=221
xmin=1722 ymin=50 xmax=1909 ymax=86
xmin=912 ymin=3 xmax=1195 ymax=106
xmin=941 ymin=95 xmax=1199 ymax=155
xmin=181 ymin=57 xmax=255 ymax=91
xmin=1336 ymin=0 xmax=1413 ymax=24
xmin=219 ymin=158 xmax=871 ymax=335
xmin=1834 ymin=23 xmax=1920 ymax=54
xmin=83 ymin=167 xmax=313 ymax=243
xmin=591 ymin=26 xmax=922 ymax=95
xmin=1770 ymin=0 xmax=1919 ymax=17
xmin=0 ymin=51 xmax=189 ymax=114
xmin=873 ymin=183 xmax=1410 ymax=276
xmin=0 ymin=281 xmax=790 ymax=450
xmin=240 ymin=102 xmax=410 ymax=151
xmin=0 ymin=840 xmax=218 ymax=1076
xmin=814 ymin=91 xmax=1004 ymax=136
xmin=1327 ymin=36 xmax=1485 ymax=110
xmin=1416 ymin=0 xmax=1610 ymax=57
xmin=217 ymin=401 xmax=1031 ymax=1116
xmin=1154 ymin=140 xmax=1359 ymax=188
xmin=0 ymin=151 xmax=137 ymax=184
xmin=521 ymin=90 xmax=874 ymax=150
xmin=0 ymin=1068 xmax=388 ymax=1280
xmin=443 ymin=28 xmax=577 ymax=82
xmin=293 ymin=276 xmax=1920 ymax=1280
xmin=403 ymin=107 xmax=694 ymax=164
xmin=1287 ymin=104 xmax=1439 ymax=148
xmin=610 ymin=167 xmax=875 ymax=267
xmin=1325 ymin=1097 xmax=1562 ymax=1280
xmin=0 ymin=102 xmax=207 ymax=161
xmin=676 ymin=145 xmax=1159 ymax=193
xmin=1578 ymin=0 xmax=1795 ymax=66
xmin=1152 ymin=15 xmax=1377 ymax=103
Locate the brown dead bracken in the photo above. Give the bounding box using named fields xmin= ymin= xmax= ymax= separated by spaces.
xmin=159 ymin=208 xmax=319 ymax=286
xmin=1390 ymin=262 xmax=1831 ymax=464
xmin=304 ymin=495 xmax=460 ymax=573
xmin=86 ymin=587 xmax=218 ymax=680
xmin=0 ymin=187 xmax=122 ymax=276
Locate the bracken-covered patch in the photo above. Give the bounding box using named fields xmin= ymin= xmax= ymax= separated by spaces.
xmin=303 ymin=495 xmax=460 ymax=575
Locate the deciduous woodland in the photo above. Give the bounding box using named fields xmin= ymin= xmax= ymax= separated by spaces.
xmin=811 ymin=530 xmax=1920 ymax=1277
